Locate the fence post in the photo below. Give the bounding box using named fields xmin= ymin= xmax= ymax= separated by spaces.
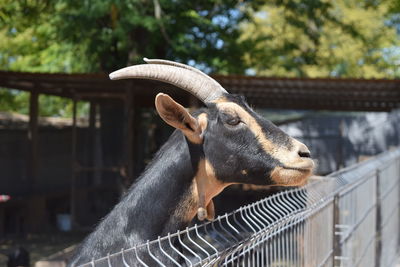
xmin=332 ymin=193 xmax=341 ymax=267
xmin=398 ymin=157 xmax=400 ymax=254
xmin=397 ymin=157 xmax=400 ymax=262
xmin=375 ymin=169 xmax=381 ymax=267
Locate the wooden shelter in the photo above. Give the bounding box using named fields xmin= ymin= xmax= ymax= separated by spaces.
xmin=1 ymin=70 xmax=400 ymax=110
xmin=0 ymin=70 xmax=399 ymax=233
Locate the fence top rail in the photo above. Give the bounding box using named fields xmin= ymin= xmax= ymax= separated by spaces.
xmin=328 ymin=147 xmax=400 ymax=180
xmin=76 ymin=147 xmax=400 ymax=267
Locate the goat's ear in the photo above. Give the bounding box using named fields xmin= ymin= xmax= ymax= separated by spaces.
xmin=155 ymin=93 xmax=205 ymax=144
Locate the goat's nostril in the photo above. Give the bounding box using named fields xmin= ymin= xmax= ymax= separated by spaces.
xmin=298 ymin=151 xmax=311 ymax=158
xmin=294 ymin=140 xmax=312 ymax=158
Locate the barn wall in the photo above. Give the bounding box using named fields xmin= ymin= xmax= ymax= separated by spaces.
xmin=279 ymin=109 xmax=400 ymax=174
xmin=1 ymin=108 xmax=399 ymax=234
xmin=0 ymin=129 xmax=30 ymax=195
xmin=0 ymin=128 xmax=76 ymax=196
xmin=0 ymin=125 xmax=121 ymax=234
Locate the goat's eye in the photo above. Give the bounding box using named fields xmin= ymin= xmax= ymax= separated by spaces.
xmin=226 ymin=117 xmax=241 ymax=126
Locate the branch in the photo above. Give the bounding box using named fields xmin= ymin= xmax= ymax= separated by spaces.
xmin=153 ymin=0 xmax=173 ymax=46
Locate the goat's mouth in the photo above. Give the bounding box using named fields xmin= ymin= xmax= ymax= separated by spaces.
xmin=270 ymin=159 xmax=314 ymax=187
xmin=282 ymin=158 xmax=315 ymax=171
xmin=282 ymin=166 xmax=313 ymax=172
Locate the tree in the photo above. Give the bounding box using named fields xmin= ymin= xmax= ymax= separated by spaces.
xmin=240 ymin=0 xmax=400 ymax=78
xmin=1 ymin=0 xmax=400 ymax=115
xmin=0 ymin=0 xmax=261 ymax=74
xmin=1 ymin=0 xmax=399 ymax=77
xmin=0 ymin=0 xmax=263 ymax=115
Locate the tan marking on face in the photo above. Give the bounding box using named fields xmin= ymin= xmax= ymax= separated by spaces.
xmin=216 ymin=102 xmax=314 ymax=185
xmin=241 ymin=169 xmax=248 ymax=175
xmin=216 ymin=102 xmax=290 ymax=161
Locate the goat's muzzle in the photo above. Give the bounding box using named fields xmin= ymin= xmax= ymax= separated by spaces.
xmin=271 ymin=139 xmax=314 ymax=186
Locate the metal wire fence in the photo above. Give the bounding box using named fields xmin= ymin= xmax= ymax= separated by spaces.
xmin=77 ymin=148 xmax=400 ymax=267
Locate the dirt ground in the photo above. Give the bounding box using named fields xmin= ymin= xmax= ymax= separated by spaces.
xmin=0 ymin=232 xmax=87 ymax=266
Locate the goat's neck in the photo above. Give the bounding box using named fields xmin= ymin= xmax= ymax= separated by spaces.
xmin=71 ymin=131 xmax=224 ymax=265
xmin=122 ymin=132 xmax=202 ymax=241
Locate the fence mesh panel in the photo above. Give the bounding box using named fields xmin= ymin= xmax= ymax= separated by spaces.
xmin=76 ymin=149 xmax=400 ymax=267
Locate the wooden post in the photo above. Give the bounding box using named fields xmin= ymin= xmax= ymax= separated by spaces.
xmin=70 ymin=97 xmax=78 ymax=229
xmin=88 ymin=101 xmax=96 ymax=165
xmin=89 ymin=101 xmax=98 ymax=184
xmin=0 ymin=207 xmax=4 ymax=237
xmin=88 ymin=100 xmax=101 ymax=186
xmin=124 ymin=86 xmax=134 ymax=185
xmin=28 ymin=91 xmax=39 ymax=191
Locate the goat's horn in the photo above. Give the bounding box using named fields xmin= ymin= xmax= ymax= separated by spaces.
xmin=143 ymin=58 xmax=223 ymax=89
xmin=109 ymin=58 xmax=228 ymax=103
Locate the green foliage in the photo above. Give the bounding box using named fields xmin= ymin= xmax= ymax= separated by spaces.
xmin=0 ymin=0 xmax=399 ymax=116
xmin=0 ymin=1 xmax=91 ymax=73
xmin=38 ymin=95 xmax=89 ymax=118
xmin=1 ymin=0 xmax=399 ymax=77
xmin=0 ymin=0 xmax=262 ymax=116
xmin=241 ymin=0 xmax=400 ymax=78
xmin=0 ymin=0 xmax=260 ymax=74
xmin=0 ymin=88 xmax=88 ymax=117
xmin=0 ymin=89 xmax=30 ymax=114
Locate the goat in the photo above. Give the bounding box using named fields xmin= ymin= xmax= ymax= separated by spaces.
xmin=69 ymin=59 xmax=314 ymax=266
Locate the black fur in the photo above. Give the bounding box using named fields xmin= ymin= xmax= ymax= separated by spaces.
xmin=69 ymin=131 xmax=199 ymax=266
